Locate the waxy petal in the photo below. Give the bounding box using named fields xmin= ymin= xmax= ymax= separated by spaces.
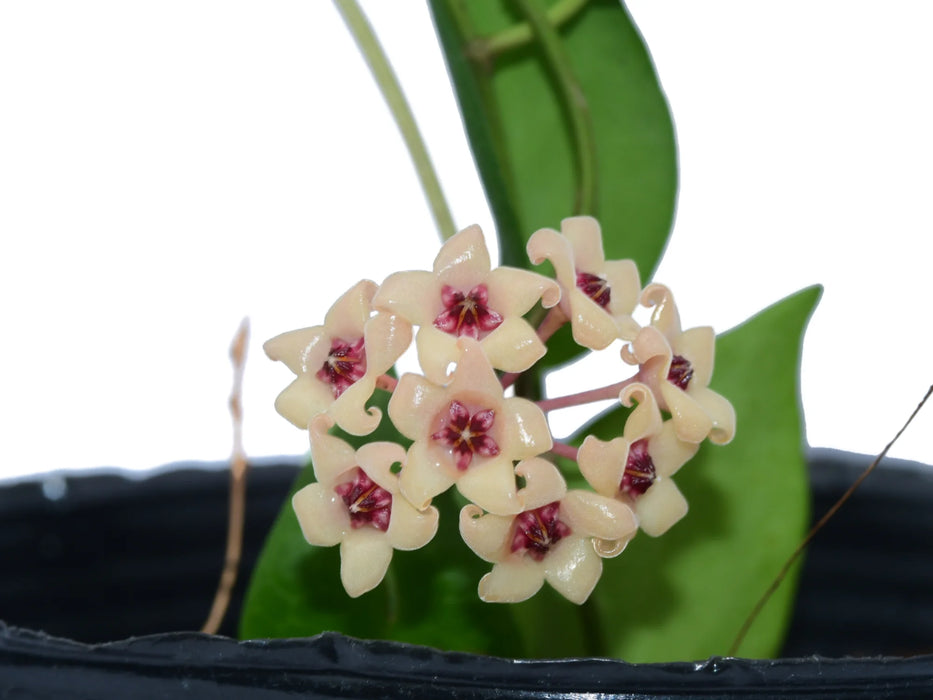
xmin=484 ymin=266 xmax=560 ymax=315
xmin=433 ymin=224 xmax=491 ymax=287
xmin=562 ymin=490 xmax=638 ymax=543
xmin=387 ymin=373 xmax=449 ymax=441
xmin=636 ymin=477 xmax=688 ymax=537
xmin=603 ymin=258 xmax=642 ymax=339
xmin=272 ymin=375 xmax=335 ymax=430
xmin=641 ymin=283 xmax=682 ymax=340
xmin=673 ymin=326 xmax=715 ymax=388
xmin=330 ymin=375 xmax=381 ymax=436
xmin=309 ymin=415 xmax=358 ymax=485
xmin=414 ymin=327 xmax=459 ymax=383
xmin=323 ymin=280 xmax=378 ymax=340
xmin=386 ymin=500 xmax=439 ymax=551
xmin=648 ymin=421 xmax=699 ymax=478
xmin=365 ymin=312 xmax=414 ymax=374
xmin=460 ymin=505 xmax=513 ymax=563
xmin=526 ymin=227 xmax=576 ymax=285
xmin=456 ymin=455 xmax=521 ymax=516
xmin=577 ymin=435 xmax=628 ymax=498
xmin=399 ymin=440 xmax=456 ymax=511
xmin=292 ymin=482 xmax=348 ymax=547
xmin=515 ymin=458 xmax=567 ymax=511
xmin=566 ymin=287 xmax=624 ymax=350
xmin=622 ymin=325 xmax=671 ymax=368
xmin=478 ymin=559 xmax=545 ymax=603
xmin=498 ymin=396 xmax=553 ymax=458
xmin=559 ymin=216 xmax=605 ymax=272
xmin=690 ymin=386 xmax=737 ymax=445
xmin=339 ymin=529 xmax=393 ymax=598
xmin=447 ymin=337 xmax=507 ymax=398
xmin=355 ymin=441 xmax=407 ymax=491
xmin=478 ymin=317 xmax=547 ymax=375
xmin=263 ymin=326 xmax=327 ymax=376
xmin=372 ymin=270 xmax=438 ymax=325
xmin=542 ymin=536 xmax=602 ymax=605
xmin=620 ymin=383 xmax=663 ymax=443
xmin=659 ymin=380 xmax=715 ymax=444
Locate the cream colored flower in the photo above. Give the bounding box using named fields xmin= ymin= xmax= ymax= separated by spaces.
xmin=621 ymin=283 xmax=736 ymax=445
xmin=578 ymin=383 xmax=699 ymax=537
xmin=291 ymin=415 xmax=439 ymax=598
xmin=264 ymin=279 xmax=412 ymax=436
xmin=460 ymin=458 xmax=637 ymax=604
xmin=372 ymin=224 xmax=560 ymax=383
xmin=388 ymin=337 xmax=552 ymax=516
xmin=526 ymin=216 xmax=641 ymax=349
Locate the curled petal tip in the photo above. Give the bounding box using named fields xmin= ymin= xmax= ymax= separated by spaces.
xmin=640 ymin=282 xmax=672 ymax=308
xmin=620 ymin=382 xmax=652 ymax=407
xmin=593 ymin=536 xmax=632 ymax=559
xmin=309 ymin=413 xmax=336 ymax=437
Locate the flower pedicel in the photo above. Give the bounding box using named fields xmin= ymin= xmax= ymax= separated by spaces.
xmin=269 ymin=218 xmax=735 ymax=604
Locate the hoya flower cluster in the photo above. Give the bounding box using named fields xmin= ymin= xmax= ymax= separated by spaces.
xmin=266 ymin=217 xmax=735 ymax=604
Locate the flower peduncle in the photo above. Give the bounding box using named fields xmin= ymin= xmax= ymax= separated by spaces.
xmin=535 ymin=376 xmax=639 ymax=414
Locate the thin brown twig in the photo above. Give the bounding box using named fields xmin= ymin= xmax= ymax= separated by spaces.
xmin=201 ymin=317 xmax=251 ymax=635
xmin=728 ymin=382 xmax=933 ymax=656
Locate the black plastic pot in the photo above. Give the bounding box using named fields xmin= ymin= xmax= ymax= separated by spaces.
xmin=1 ymin=449 xmax=931 ymax=698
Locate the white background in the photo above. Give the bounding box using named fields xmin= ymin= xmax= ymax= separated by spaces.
xmin=1 ymin=2 xmax=931 ymax=482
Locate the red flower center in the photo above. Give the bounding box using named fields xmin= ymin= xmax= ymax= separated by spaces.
xmin=576 ymin=271 xmax=611 ymax=308
xmin=667 ymin=354 xmax=694 ymax=390
xmin=621 ymin=438 xmax=657 ymax=497
xmin=431 ymin=400 xmax=500 ymax=471
xmin=511 ymin=502 xmax=572 ymax=562
xmin=316 ymin=337 xmax=367 ymax=398
xmin=433 ymin=284 xmax=503 ymax=339
xmin=334 ymin=468 xmax=392 ymax=531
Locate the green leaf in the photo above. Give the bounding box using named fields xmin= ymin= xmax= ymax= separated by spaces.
xmin=572 ymin=285 xmax=822 ymax=661
xmin=430 ymin=0 xmax=677 ymax=370
xmin=238 ymin=389 xmax=524 ymax=655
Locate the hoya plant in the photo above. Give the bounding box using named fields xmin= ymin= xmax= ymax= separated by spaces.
xmin=236 ymin=0 xmax=821 ymax=662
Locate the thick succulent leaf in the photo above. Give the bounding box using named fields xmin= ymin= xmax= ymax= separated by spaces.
xmin=563 ymin=286 xmax=821 ymax=661
xmin=239 ymin=389 xmax=523 ymax=655
xmin=430 ymin=0 xmax=676 ymax=373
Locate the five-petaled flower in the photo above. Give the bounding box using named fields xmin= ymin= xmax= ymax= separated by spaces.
xmin=527 ymin=216 xmax=641 ymax=350
xmin=621 ymin=283 xmax=736 ymax=445
xmin=373 ymin=224 xmax=560 ymax=384
xmin=388 ymin=337 xmax=552 ymax=515
xmin=459 ymin=458 xmax=638 ymax=604
xmin=291 ymin=416 xmax=439 ymax=598
xmin=264 ymin=280 xmax=412 ymax=436
xmin=577 ymin=383 xmax=700 ymax=536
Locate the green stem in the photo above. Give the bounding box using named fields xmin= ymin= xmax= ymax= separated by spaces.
xmin=438 ymin=0 xmax=525 ymax=268
xmin=513 ymin=0 xmax=597 ymax=216
xmin=485 ymin=0 xmax=590 ymax=56
xmin=334 ymin=0 xmax=457 ymax=241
